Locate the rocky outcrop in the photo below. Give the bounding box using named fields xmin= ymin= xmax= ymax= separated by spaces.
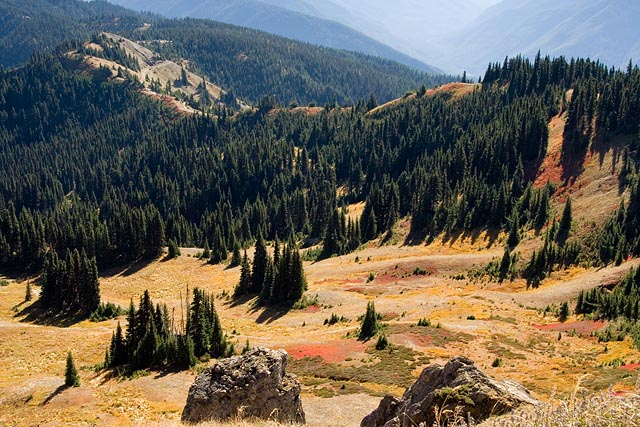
xmin=181 ymin=347 xmax=305 ymax=424
xmin=361 ymin=356 xmax=539 ymax=427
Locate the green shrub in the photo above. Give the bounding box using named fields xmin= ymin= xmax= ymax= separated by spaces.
xmin=375 ymin=334 xmax=389 ymax=350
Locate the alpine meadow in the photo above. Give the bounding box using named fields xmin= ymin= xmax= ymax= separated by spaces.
xmin=1 ymin=1 xmax=640 ymax=426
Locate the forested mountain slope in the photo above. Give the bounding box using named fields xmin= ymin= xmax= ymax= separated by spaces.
xmin=1 ymin=50 xmax=639 ymax=287
xmin=0 ymin=0 xmax=448 ymax=105
xmin=108 ymin=0 xmax=439 ymax=73
xmin=0 ymin=0 xmax=144 ymax=67
xmin=122 ymin=19 xmax=449 ymax=105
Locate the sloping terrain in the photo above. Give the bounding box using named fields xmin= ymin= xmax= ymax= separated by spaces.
xmin=0 ymin=0 xmax=143 ymax=67
xmin=1 ymin=227 xmax=638 ymax=426
xmin=108 ymin=0 xmax=439 ymax=73
xmin=1 ymin=0 xmax=450 ymax=105
xmin=73 ymin=32 xmax=245 ymax=113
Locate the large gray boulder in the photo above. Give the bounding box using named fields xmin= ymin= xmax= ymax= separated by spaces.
xmin=181 ymin=347 xmax=305 ymax=424
xmin=361 ymin=356 xmax=539 ymax=427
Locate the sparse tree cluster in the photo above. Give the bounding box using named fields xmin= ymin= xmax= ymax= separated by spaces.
xmin=40 ymin=249 xmax=100 ymax=314
xmin=234 ymin=235 xmax=307 ymax=306
xmin=106 ymin=288 xmax=232 ymax=371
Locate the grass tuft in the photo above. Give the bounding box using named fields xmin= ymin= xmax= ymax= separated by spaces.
xmin=479 ymin=390 xmax=640 ymax=427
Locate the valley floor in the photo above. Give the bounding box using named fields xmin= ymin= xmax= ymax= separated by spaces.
xmin=1 ymin=232 xmax=640 ymax=426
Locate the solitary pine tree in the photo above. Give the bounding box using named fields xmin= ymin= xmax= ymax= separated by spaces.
xmin=180 ymin=67 xmax=189 ymax=86
xmin=230 ymin=242 xmax=242 ymax=267
xmin=499 ymin=247 xmax=511 ymax=280
xmin=202 ymin=239 xmax=211 ymax=260
xmin=359 ymin=301 xmax=379 ymax=340
xmin=234 ymin=251 xmax=252 ymax=297
xmin=250 ymin=234 xmax=268 ymax=294
xmin=557 ymin=197 xmax=572 ymax=243
xmin=25 ymin=281 xmax=32 ymax=302
xmin=168 ymin=239 xmax=180 ymax=259
xmin=65 ymin=352 xmax=80 ymax=387
xmin=559 ymin=301 xmax=570 ymax=323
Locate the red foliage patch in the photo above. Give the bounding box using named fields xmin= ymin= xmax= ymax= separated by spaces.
xmin=532 ymin=321 xmax=606 ymax=333
xmin=612 ymin=390 xmax=631 ymax=397
xmin=373 ymin=274 xmax=403 ymax=286
xmin=286 ymin=340 xmax=367 ymax=363
xmin=302 ymin=305 xmax=321 ymax=313
xmin=380 ymin=312 xmax=398 ymax=321
xmin=620 ymin=363 xmax=640 ymax=371
xmin=393 ymin=332 xmax=433 ymax=347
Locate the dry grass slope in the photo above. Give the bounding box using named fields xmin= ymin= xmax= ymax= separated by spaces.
xmin=480 ymin=391 xmax=640 ymax=427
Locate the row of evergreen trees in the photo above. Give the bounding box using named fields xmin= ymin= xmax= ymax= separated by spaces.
xmin=40 ymin=249 xmax=100 ymax=314
xmin=576 ymin=267 xmax=640 ymax=321
xmin=106 ymin=288 xmax=232 ymax=370
xmin=2 ymin=50 xmax=640 ymax=302
xmin=234 ymin=235 xmax=307 ymax=306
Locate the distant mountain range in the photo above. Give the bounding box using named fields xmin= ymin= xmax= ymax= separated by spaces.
xmin=106 ymin=0 xmax=442 ymax=73
xmin=1 ymin=0 xmax=450 ymax=105
xmin=293 ymin=0 xmax=639 ymax=75
xmin=441 ymin=0 xmax=640 ymax=75
xmin=113 ymin=0 xmax=639 ymax=76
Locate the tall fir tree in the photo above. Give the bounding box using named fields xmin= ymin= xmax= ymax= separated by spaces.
xmin=65 ymin=352 xmax=80 ymax=387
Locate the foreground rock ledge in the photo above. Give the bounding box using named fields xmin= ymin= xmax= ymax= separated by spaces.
xmin=181 ymin=347 xmax=305 ymax=424
xmin=361 ymin=356 xmax=539 ymax=427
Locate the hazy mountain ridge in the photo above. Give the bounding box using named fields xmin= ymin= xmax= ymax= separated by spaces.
xmin=107 ymin=0 xmax=441 ymax=73
xmin=444 ymin=0 xmax=640 ymax=74
xmin=232 ymin=0 xmax=638 ymax=75
xmin=0 ymin=0 xmax=452 ymax=105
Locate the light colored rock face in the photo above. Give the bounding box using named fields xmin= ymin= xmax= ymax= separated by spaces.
xmin=361 ymin=356 xmax=539 ymax=427
xmin=181 ymin=348 xmax=305 ymax=424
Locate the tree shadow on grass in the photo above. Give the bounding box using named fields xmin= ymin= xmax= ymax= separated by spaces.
xmin=100 ymin=256 xmax=160 ymax=279
xmin=253 ymin=305 xmax=291 ymax=324
xmin=40 ymin=384 xmax=66 ymax=406
xmin=403 ymin=230 xmax=428 ymax=246
xmin=14 ymin=300 xmax=87 ymax=327
xmin=226 ymin=293 xmax=256 ymax=308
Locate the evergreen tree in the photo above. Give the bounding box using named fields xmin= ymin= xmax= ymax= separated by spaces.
xmin=230 ymin=242 xmax=242 ymax=267
xmin=366 ymin=93 xmax=378 ymax=111
xmin=202 ymin=239 xmax=211 ymax=259
xmin=375 ymin=333 xmax=389 ymax=350
xmin=250 ymin=234 xmax=268 ymax=294
xmin=557 ymin=197 xmax=572 ymax=243
xmin=109 ymin=321 xmax=127 ymax=367
xmin=168 ymin=239 xmax=181 ymax=259
xmin=558 ymin=301 xmax=570 ymax=323
xmin=507 ymin=215 xmax=520 ymax=248
xmin=499 ymin=247 xmax=511 ymax=281
xmin=234 ymin=250 xmax=252 ymax=297
xmin=65 ymin=352 xmax=80 ymax=387
xmin=176 ymin=334 xmax=197 ymax=368
xmin=25 ymin=281 xmax=32 ymax=302
xmin=359 ymin=301 xmax=379 ymax=340
xmin=180 ymin=67 xmax=188 ymax=86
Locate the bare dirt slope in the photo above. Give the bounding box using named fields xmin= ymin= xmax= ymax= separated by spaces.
xmin=73 ymin=33 xmax=248 ymax=114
